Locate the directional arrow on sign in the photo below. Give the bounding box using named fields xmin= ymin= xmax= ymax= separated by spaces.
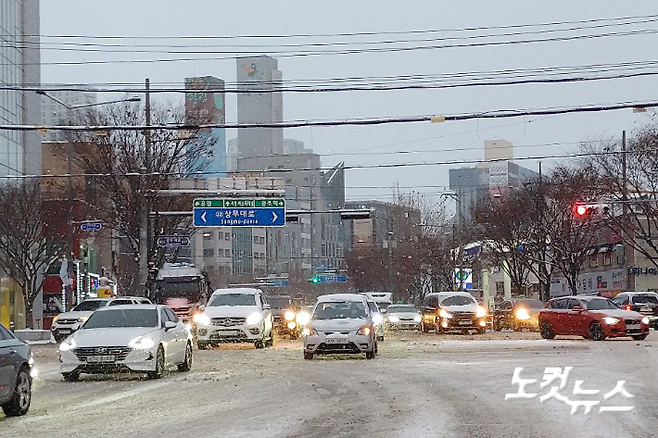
xmin=272 ymin=211 xmax=278 ymax=223
xmin=201 ymin=211 xmax=207 ymax=223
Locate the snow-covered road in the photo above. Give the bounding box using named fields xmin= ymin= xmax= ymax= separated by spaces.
xmin=3 ymin=331 xmax=657 ymax=438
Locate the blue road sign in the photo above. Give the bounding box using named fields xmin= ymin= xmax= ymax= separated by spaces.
xmin=313 ymin=275 xmax=347 ymax=284
xmin=80 ymin=222 xmax=102 ymax=232
xmin=157 ymin=235 xmax=191 ymax=248
xmin=267 ymin=279 xmax=289 ymax=287
xmin=193 ymin=207 xmax=286 ymax=227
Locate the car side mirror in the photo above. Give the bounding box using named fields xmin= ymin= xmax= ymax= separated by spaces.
xmin=263 ymin=304 xmax=271 ymax=310
xmin=381 ymin=309 xmax=387 ymax=314
xmin=164 ymin=321 xmax=177 ymax=330
xmin=572 ymin=305 xmax=584 ymax=312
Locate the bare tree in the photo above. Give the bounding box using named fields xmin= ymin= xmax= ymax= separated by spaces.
xmin=581 ymin=124 xmax=658 ymax=268
xmin=0 ymin=179 xmax=65 ymax=327
xmin=72 ymin=100 xmax=207 ymax=293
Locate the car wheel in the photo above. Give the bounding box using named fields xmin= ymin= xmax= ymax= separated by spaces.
xmin=53 ymin=334 xmax=64 ymax=343
xmin=290 ymin=331 xmax=299 ymax=340
xmin=254 ymin=339 xmax=264 ymax=349
xmin=513 ymin=324 xmax=523 ymax=332
xmin=178 ymin=342 xmax=193 ymax=372
xmin=493 ymin=320 xmax=501 ymax=331
xmin=147 ymin=346 xmax=165 ymax=379
xmin=539 ymin=320 xmax=555 ymax=339
xmin=266 ymin=329 xmax=274 ymax=347
xmin=589 ymin=322 xmax=606 ymax=341
xmin=477 ymin=327 xmax=486 ymax=334
xmin=62 ymin=371 xmax=80 ymax=382
xmin=197 ymin=341 xmax=209 ymax=350
xmin=303 ymin=352 xmax=313 ymax=360
xmin=366 ymin=348 xmax=376 ymax=359
xmin=2 ymin=366 xmax=32 ymax=417
xmin=421 ymin=321 xmax=428 ymax=333
xmin=632 ymin=334 xmax=648 ymax=341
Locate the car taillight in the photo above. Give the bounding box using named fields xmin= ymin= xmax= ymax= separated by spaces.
xmin=625 ymin=304 xmax=632 ymax=311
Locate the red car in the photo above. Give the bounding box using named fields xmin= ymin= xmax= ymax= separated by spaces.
xmin=538 ymin=295 xmax=649 ymax=341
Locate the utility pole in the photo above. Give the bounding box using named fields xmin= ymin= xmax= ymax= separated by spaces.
xmin=139 ymin=78 xmax=151 ymax=296
xmin=622 ymin=130 xmax=632 ymax=291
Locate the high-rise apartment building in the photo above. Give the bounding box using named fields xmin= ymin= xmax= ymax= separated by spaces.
xmin=0 ymin=0 xmax=40 ymax=177
xmin=236 ymin=56 xmax=283 ymax=162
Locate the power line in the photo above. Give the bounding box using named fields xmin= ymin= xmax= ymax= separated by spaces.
xmin=3 ymin=99 xmax=656 ymax=132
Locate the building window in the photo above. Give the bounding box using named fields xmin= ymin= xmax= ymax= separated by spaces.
xmin=259 ymin=237 xmax=265 ymax=245
xmin=254 ymin=236 xmax=259 ymax=244
xmin=603 ymin=252 xmax=612 ymax=266
xmin=589 ymin=255 xmax=598 ymax=268
xmin=203 ymin=232 xmax=213 ymax=240
xmin=225 ymin=232 xmax=231 ymax=241
xmin=203 ymin=248 xmax=214 ymax=257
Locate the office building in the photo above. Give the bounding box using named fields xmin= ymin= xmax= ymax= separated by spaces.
xmin=184 ymin=76 xmax=226 ymax=178
xmin=236 ymin=56 xmax=283 ymax=162
xmin=0 ymin=0 xmax=40 ymax=177
xmin=449 ymin=140 xmax=538 ymax=227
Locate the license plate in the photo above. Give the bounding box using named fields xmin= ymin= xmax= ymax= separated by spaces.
xmin=87 ymin=355 xmax=115 ymax=363
xmin=641 ymin=307 xmax=651 ymax=312
xmin=218 ymin=330 xmax=239 ymax=336
xmin=325 ymin=338 xmax=349 ymax=344
xmin=458 ymin=320 xmax=471 ymax=325
xmin=59 ymin=329 xmax=71 ymax=334
xmin=626 ymin=325 xmax=640 ymax=330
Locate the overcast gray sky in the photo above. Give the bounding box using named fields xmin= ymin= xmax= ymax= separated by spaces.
xmin=40 ymin=1 xmax=658 ymax=208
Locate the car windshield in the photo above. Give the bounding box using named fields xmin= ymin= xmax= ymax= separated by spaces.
xmin=440 ymin=295 xmax=476 ymax=306
xmin=208 ymin=293 xmax=256 ymax=307
xmin=584 ymin=299 xmax=619 ymax=310
xmin=83 ymin=308 xmax=158 ymax=328
xmin=514 ymin=299 xmax=544 ymax=309
xmin=632 ymin=295 xmax=658 ymax=305
xmin=387 ymin=306 xmax=418 ymax=313
xmin=71 ymin=300 xmax=108 ymax=312
xmin=267 ymin=296 xmax=292 ymax=309
xmin=313 ymin=301 xmax=367 ymax=320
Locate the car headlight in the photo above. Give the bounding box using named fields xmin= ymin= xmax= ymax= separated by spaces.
xmin=296 ymin=311 xmax=311 ymax=326
xmin=414 ymin=315 xmax=422 ymax=323
xmin=302 ymin=327 xmax=318 ymax=337
xmin=287 ymin=322 xmax=296 ymax=330
xmin=372 ymin=314 xmax=383 ymax=325
xmin=52 ymin=315 xmax=59 ymax=323
xmin=642 ymin=316 xmax=650 ymax=325
xmin=246 ymin=312 xmax=263 ymax=325
xmin=515 ymin=308 xmax=530 ymax=320
xmin=388 ymin=316 xmax=400 ymax=323
xmin=476 ymin=307 xmax=487 ymax=318
xmin=193 ymin=313 xmax=211 ymax=326
xmin=603 ymin=317 xmax=620 ymax=325
xmin=128 ymin=336 xmax=155 ymax=350
xmin=78 ymin=316 xmax=89 ymax=323
xmin=59 ymin=338 xmax=77 ymax=352
xmin=356 ymin=326 xmax=372 ymax=336
xmin=439 ymin=309 xmax=452 ymax=319
xmin=284 ymin=310 xmax=296 ymax=321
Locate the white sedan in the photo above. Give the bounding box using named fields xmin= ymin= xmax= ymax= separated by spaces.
xmin=59 ymin=304 xmax=193 ymax=381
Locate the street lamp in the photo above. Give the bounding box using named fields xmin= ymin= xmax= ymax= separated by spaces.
xmin=36 ymin=91 xmax=140 ymax=308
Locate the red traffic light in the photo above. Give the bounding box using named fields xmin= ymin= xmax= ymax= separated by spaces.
xmin=574 ymin=204 xmax=588 ymax=216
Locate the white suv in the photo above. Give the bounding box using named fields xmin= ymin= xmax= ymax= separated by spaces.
xmin=194 ymin=288 xmax=274 ymax=349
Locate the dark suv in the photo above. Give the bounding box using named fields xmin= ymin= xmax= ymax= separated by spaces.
xmin=421 ymin=292 xmax=487 ymax=334
xmin=266 ymin=295 xmax=302 ymax=339
xmin=612 ymin=292 xmax=658 ymax=329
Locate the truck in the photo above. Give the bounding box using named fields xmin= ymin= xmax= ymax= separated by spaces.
xmin=154 ymin=262 xmax=210 ymax=322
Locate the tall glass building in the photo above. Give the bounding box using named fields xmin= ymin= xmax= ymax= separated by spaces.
xmin=0 ymin=0 xmax=41 ymax=177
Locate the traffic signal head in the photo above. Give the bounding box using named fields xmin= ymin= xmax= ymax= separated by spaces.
xmin=574 ymin=204 xmax=589 ymax=217
xmin=310 ymin=276 xmax=320 ymax=284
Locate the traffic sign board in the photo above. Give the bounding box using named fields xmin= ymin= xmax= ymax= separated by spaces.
xmin=156 ymin=235 xmax=191 ymax=248
xmin=193 ymin=198 xmax=286 ymax=227
xmin=80 ymin=222 xmax=102 ymax=232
